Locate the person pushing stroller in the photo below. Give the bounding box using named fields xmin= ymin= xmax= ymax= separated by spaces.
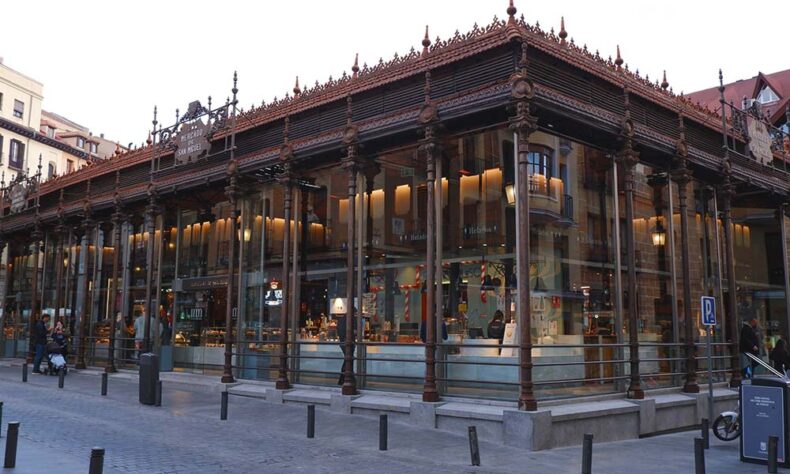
xmin=44 ymin=322 xmax=69 ymax=376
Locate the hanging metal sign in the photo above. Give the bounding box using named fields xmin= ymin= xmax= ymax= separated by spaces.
xmin=747 ymin=116 xmax=773 ymax=165
xmin=174 ymin=118 xmax=210 ymax=165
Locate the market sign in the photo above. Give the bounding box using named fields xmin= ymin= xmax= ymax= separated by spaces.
xmin=178 ymin=276 xmax=227 ymax=291
xmin=747 ymin=116 xmax=773 ymax=165
xmin=174 ymin=118 xmax=210 ymax=165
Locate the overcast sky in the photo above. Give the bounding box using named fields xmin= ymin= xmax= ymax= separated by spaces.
xmin=2 ymin=1 xmax=787 ymax=147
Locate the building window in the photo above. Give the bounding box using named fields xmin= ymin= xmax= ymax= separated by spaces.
xmin=76 ymin=137 xmax=85 ymax=149
xmin=757 ymin=86 xmax=780 ymax=104
xmin=9 ymin=139 xmax=25 ymax=170
xmin=47 ymin=162 xmax=56 ymax=179
xmin=89 ymin=142 xmax=98 ymax=154
xmin=527 ymin=147 xmax=553 ymax=178
xmin=0 ymin=92 xmax=3 ymax=110
xmin=46 ymin=126 xmax=56 ymax=138
xmin=66 ymin=159 xmax=74 ymax=173
xmin=13 ymin=100 xmax=24 ymax=119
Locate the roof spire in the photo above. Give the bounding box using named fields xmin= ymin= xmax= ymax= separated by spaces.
xmin=661 ymin=70 xmax=669 ymax=90
xmin=293 ymin=76 xmax=301 ymax=96
xmin=421 ymin=25 xmax=431 ymax=58
xmin=559 ymin=17 xmax=567 ymax=44
xmin=614 ymin=45 xmax=623 ymax=68
xmin=352 ymin=53 xmax=360 ymax=78
xmin=507 ymin=0 xmax=517 ymax=25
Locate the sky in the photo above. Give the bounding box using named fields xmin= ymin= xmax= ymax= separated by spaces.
xmin=2 ymin=0 xmax=788 ymax=148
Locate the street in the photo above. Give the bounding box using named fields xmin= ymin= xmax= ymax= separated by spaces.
xmin=0 ymin=366 xmax=778 ymax=473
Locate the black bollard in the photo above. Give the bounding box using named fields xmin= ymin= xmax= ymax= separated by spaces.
xmin=700 ymin=418 xmax=709 ymax=449
xmin=3 ymin=421 xmax=19 ymax=469
xmin=58 ymin=370 xmax=65 ymax=389
xmin=0 ymin=401 xmax=3 ymax=438
xmin=307 ymin=405 xmax=315 ymax=439
xmin=379 ymin=414 xmax=388 ymax=451
xmin=155 ymin=380 xmax=162 ymax=407
xmin=694 ymin=437 xmax=705 ymax=474
xmin=220 ymin=392 xmax=228 ymax=421
xmin=89 ymin=447 xmax=105 ymax=474
xmin=582 ymin=433 xmax=593 ymax=474
xmin=768 ymin=436 xmax=778 ymax=473
xmin=22 ymin=364 xmax=27 ymax=383
xmin=101 ymin=373 xmax=108 ymax=396
xmin=468 ymin=426 xmax=480 ymax=467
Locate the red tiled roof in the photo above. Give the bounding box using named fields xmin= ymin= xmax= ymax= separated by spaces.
xmin=687 ymin=68 xmax=790 ymax=125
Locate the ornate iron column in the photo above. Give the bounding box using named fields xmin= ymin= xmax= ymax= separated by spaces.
xmin=508 ymin=35 xmax=538 ymax=411
xmin=341 ymin=96 xmax=359 ymax=396
xmin=673 ymin=113 xmax=699 ymax=393
xmin=26 ymin=157 xmax=44 ymax=364
xmin=618 ymin=87 xmax=645 ymax=399
xmin=143 ymin=111 xmax=159 ymax=354
xmin=720 ymin=159 xmax=741 ymax=387
xmin=53 ymin=190 xmax=66 ymax=327
xmin=416 ymin=72 xmax=440 ymax=402
xmin=222 ymin=161 xmax=240 ymax=383
xmin=275 ymin=118 xmax=293 ymax=390
xmin=76 ymin=180 xmax=94 ymax=370
xmin=106 ymin=171 xmax=123 ymax=373
xmin=717 ymin=71 xmax=742 ymax=388
xmin=221 ymin=74 xmax=240 ymax=384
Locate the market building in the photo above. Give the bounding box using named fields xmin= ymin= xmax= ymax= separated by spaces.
xmin=1 ymin=2 xmax=789 ymax=412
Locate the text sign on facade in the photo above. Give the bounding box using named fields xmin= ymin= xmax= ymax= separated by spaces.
xmin=174 ymin=119 xmax=210 ymax=165
xmin=701 ymin=296 xmax=716 ymax=326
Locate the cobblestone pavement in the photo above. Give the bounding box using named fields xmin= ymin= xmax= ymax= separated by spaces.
xmin=0 ymin=366 xmax=778 ymax=473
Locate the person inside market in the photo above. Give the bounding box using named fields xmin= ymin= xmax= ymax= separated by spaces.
xmin=770 ymin=337 xmax=790 ymax=374
xmin=739 ymin=318 xmax=761 ymax=378
xmin=486 ymin=310 xmax=506 ymax=342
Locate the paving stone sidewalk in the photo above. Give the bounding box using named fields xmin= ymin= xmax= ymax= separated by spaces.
xmin=0 ymin=366 xmax=781 ymax=473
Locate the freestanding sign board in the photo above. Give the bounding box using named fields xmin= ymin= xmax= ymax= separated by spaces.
xmin=741 ymin=378 xmax=790 ymax=467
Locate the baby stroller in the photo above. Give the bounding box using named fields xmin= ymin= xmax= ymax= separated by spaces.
xmin=43 ymin=340 xmax=68 ymax=376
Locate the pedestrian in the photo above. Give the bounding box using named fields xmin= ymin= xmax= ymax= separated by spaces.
xmin=740 ymin=318 xmax=760 ymax=378
xmin=32 ymin=313 xmax=51 ymax=374
xmin=113 ymin=312 xmax=129 ymax=362
xmin=770 ymin=338 xmax=790 ymax=375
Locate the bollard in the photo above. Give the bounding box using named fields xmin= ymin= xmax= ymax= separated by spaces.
xmin=220 ymin=392 xmax=228 ymax=421
xmin=694 ymin=437 xmax=705 ymax=474
xmin=468 ymin=426 xmax=480 ymax=467
xmin=155 ymin=380 xmax=162 ymax=407
xmin=768 ymin=436 xmax=778 ymax=473
xmin=22 ymin=364 xmax=27 ymax=383
xmin=0 ymin=401 xmax=3 ymax=438
xmin=89 ymin=447 xmax=105 ymax=474
xmin=700 ymin=418 xmax=709 ymax=449
xmin=58 ymin=370 xmax=65 ymax=389
xmin=101 ymin=373 xmax=108 ymax=396
xmin=3 ymin=421 xmax=19 ymax=469
xmin=581 ymin=433 xmax=593 ymax=474
xmin=379 ymin=414 xmax=388 ymax=451
xmin=307 ymin=405 xmax=315 ymax=439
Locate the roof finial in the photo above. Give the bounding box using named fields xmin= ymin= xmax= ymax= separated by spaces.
xmin=352 ymin=53 xmax=359 ymax=78
xmin=559 ymin=17 xmax=567 ymax=44
xmin=507 ymin=0 xmax=517 ymax=25
xmin=661 ymin=70 xmax=669 ymax=90
xmin=293 ymin=76 xmax=301 ymax=96
xmin=146 ymin=132 xmax=152 ymax=147
xmin=615 ymin=45 xmax=623 ymax=68
xmin=114 ymin=142 xmax=122 ymax=156
xmin=421 ymin=25 xmax=431 ymax=58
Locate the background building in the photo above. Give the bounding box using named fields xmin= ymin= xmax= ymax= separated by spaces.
xmin=0 ymin=58 xmax=125 ymax=182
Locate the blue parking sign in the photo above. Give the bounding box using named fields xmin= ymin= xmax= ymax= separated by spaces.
xmin=701 ymin=296 xmax=716 ymax=326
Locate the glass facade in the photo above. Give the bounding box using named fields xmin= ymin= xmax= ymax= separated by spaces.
xmin=3 ymin=123 xmax=788 ymax=403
